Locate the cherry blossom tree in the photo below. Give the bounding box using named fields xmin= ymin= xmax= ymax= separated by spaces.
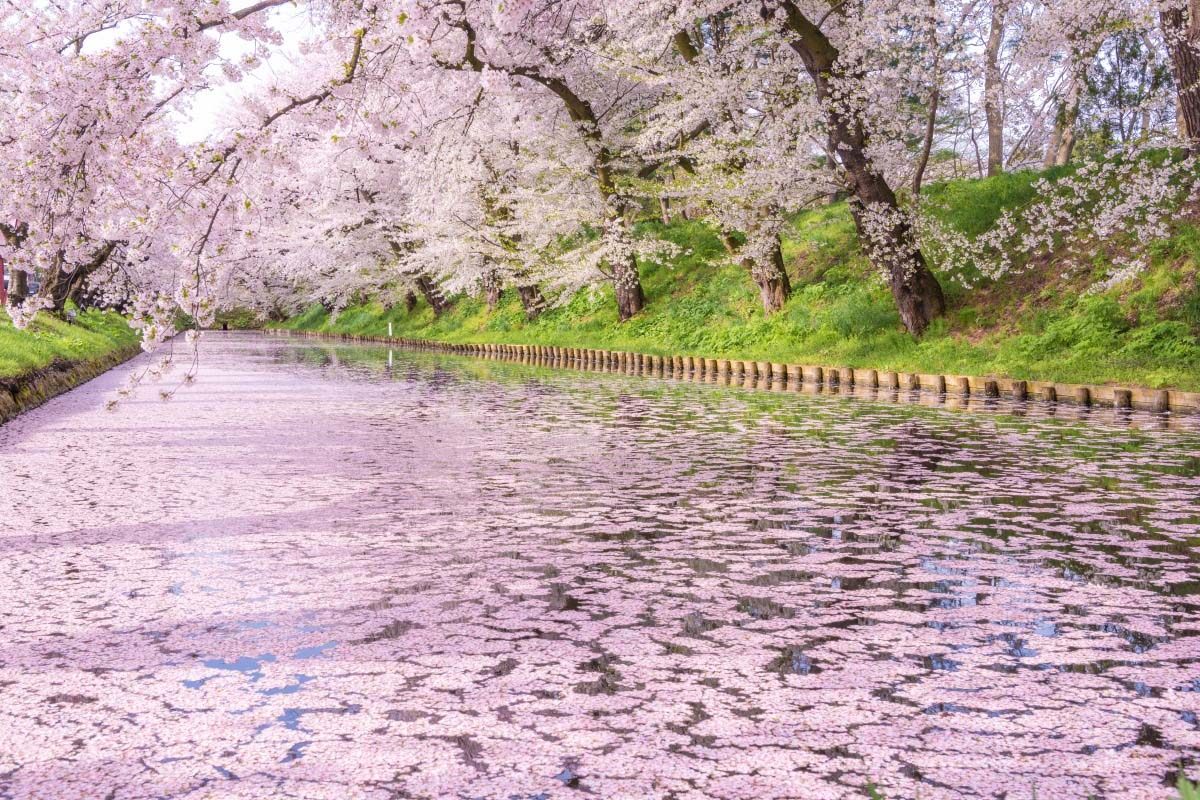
xmin=0 ymin=1 xmax=297 ymax=325
xmin=3 ymin=0 xmax=1198 ymax=347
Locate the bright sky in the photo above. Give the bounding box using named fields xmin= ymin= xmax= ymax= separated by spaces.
xmin=174 ymin=3 xmax=317 ymax=144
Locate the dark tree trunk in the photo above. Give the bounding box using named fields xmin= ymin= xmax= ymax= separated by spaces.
xmin=517 ymin=284 xmax=547 ymax=320
xmin=484 ymin=284 xmax=502 ymax=310
xmin=612 ymin=253 xmax=645 ymax=321
xmin=0 ymin=225 xmax=25 ymax=307
xmin=39 ymin=266 xmax=77 ymax=311
xmin=404 ymin=290 xmax=417 ymax=313
xmin=10 ymin=267 xmax=27 ymax=305
xmin=38 ymin=242 xmax=117 ymax=312
xmin=482 ymin=270 xmax=502 ymax=311
xmin=721 ymin=232 xmax=791 ymax=314
xmin=769 ymin=0 xmax=945 ymax=335
xmin=844 ymin=172 xmax=945 ymax=336
xmin=1162 ymin=6 xmax=1200 ymax=150
xmin=415 ymin=276 xmax=450 ymax=316
xmin=758 ymin=278 xmax=790 ymax=316
xmin=659 ymin=196 xmax=672 ymax=225
xmin=761 ymin=239 xmax=791 ymax=314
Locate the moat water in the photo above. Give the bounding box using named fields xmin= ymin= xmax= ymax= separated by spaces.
xmin=1 ymin=332 xmax=1198 ymax=799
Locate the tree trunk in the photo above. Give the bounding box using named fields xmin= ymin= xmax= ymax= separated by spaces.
xmin=415 ymin=275 xmax=450 ymax=316
xmin=1043 ymin=117 xmax=1064 ymax=169
xmin=845 ymin=170 xmax=946 ymax=336
xmin=38 ymin=242 xmax=117 ymax=312
xmin=482 ymin=270 xmax=502 ymax=311
xmin=612 ymin=252 xmax=645 ymax=321
xmin=0 ymin=225 xmax=24 ymax=307
xmin=758 ymin=241 xmax=791 ymax=314
xmin=659 ymin=196 xmax=672 ymax=225
xmin=600 ymin=197 xmax=644 ymax=322
xmin=913 ymin=85 xmax=940 ymax=195
xmin=517 ymin=284 xmax=546 ymax=320
xmin=454 ymin=34 xmax=646 ymax=323
xmin=984 ymin=1 xmax=1008 ymax=177
xmin=1044 ymin=99 xmax=1080 ymax=168
xmin=39 ymin=265 xmax=83 ymax=312
xmin=721 ymin=232 xmax=791 ymax=314
xmin=404 ymin=291 xmax=417 ymax=313
xmin=1055 ymin=121 xmax=1078 ymax=167
xmin=1161 ymin=6 xmax=1200 ymax=150
xmin=770 ymin=0 xmax=945 ymax=335
xmin=10 ymin=268 xmax=27 ymax=305
xmin=913 ymin=0 xmax=941 ymax=196
xmin=1045 ymin=36 xmax=1099 ymax=168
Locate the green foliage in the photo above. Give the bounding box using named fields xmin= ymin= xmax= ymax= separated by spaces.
xmin=0 ymin=307 xmax=138 ymax=379
xmin=863 ymin=778 xmax=1199 ymax=800
xmin=278 ymin=170 xmax=1200 ymax=392
xmin=921 ymin=168 xmax=1067 ymax=237
xmin=214 ymin=307 xmax=264 ymax=330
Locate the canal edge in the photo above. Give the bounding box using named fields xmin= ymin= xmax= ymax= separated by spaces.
xmin=0 ymin=345 xmax=144 ymax=427
xmin=264 ymin=329 xmax=1200 ymax=416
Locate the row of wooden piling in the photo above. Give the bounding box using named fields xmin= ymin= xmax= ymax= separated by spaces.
xmin=267 ymin=329 xmax=1200 ymax=414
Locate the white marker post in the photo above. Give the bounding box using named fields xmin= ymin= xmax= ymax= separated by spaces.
xmin=388 ymin=322 xmax=393 ymax=338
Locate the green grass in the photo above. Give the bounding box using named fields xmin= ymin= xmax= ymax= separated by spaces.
xmin=215 ymin=307 xmax=266 ymax=330
xmin=0 ymin=308 xmax=138 ymax=379
xmin=862 ymin=777 xmax=1199 ymax=799
xmin=277 ymin=170 xmax=1200 ymax=392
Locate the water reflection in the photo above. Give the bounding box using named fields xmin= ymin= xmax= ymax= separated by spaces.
xmin=0 ymin=332 xmax=1197 ymax=799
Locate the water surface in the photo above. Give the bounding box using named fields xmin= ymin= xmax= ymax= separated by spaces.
xmin=1 ymin=333 xmax=1198 ymax=799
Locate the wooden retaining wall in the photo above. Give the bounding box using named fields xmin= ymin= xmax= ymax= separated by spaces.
xmin=266 ymin=330 xmax=1200 ymax=415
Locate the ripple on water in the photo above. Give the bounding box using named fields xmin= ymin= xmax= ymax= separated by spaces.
xmin=0 ymin=332 xmax=1198 ymax=799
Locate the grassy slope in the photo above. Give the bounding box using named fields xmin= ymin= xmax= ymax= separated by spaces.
xmin=0 ymin=309 xmax=139 ymax=379
xmin=280 ymin=170 xmax=1200 ymax=391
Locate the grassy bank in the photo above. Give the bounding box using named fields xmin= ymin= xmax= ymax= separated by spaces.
xmin=0 ymin=308 xmax=138 ymax=379
xmin=278 ymin=170 xmax=1200 ymax=392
